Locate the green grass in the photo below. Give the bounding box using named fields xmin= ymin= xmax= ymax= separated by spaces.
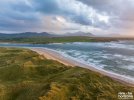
xmin=0 ymin=36 xmax=94 ymax=44
xmin=0 ymin=48 xmax=133 ymax=100
xmin=1 ymin=36 xmax=134 ymax=44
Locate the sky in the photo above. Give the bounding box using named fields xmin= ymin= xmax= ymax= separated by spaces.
xmin=0 ymin=0 xmax=134 ymax=36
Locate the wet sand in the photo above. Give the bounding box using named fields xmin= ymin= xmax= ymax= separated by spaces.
xmin=30 ymin=47 xmax=134 ymax=87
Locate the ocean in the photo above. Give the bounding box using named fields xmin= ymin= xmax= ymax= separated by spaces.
xmin=0 ymin=41 xmax=134 ymax=78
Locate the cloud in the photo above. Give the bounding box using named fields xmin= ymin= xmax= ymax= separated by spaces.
xmin=0 ymin=0 xmax=110 ymax=33
xmin=31 ymin=0 xmax=108 ymax=26
xmin=78 ymin=0 xmax=134 ymax=35
xmin=0 ymin=0 xmax=40 ymax=32
xmin=31 ymin=0 xmax=60 ymax=14
xmin=0 ymin=0 xmax=134 ymax=36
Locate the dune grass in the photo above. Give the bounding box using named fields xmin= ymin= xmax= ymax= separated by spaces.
xmin=0 ymin=47 xmax=133 ymax=100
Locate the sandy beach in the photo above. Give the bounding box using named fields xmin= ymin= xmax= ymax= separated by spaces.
xmin=30 ymin=48 xmax=134 ymax=87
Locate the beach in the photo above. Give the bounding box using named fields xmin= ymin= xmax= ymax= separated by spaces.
xmin=30 ymin=48 xmax=134 ymax=87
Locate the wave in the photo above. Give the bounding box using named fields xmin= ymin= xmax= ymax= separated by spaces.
xmin=41 ymin=47 xmax=134 ymax=81
xmin=70 ymin=41 xmax=134 ymax=50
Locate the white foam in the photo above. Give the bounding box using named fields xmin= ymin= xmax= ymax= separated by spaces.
xmin=105 ymin=42 xmax=134 ymax=50
xmin=120 ymin=65 xmax=134 ymax=70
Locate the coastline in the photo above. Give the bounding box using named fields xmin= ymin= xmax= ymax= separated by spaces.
xmin=30 ymin=47 xmax=134 ymax=87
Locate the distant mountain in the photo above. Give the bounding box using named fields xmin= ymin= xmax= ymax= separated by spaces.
xmin=0 ymin=32 xmax=58 ymax=39
xmin=62 ymin=31 xmax=93 ymax=36
xmin=0 ymin=31 xmax=93 ymax=40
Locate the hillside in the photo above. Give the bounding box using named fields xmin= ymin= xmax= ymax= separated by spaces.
xmin=0 ymin=48 xmax=134 ymax=100
xmin=0 ymin=32 xmax=57 ymax=39
xmin=0 ymin=33 xmax=134 ymax=44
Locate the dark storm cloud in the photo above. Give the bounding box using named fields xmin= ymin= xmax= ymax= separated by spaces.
xmin=31 ymin=0 xmax=60 ymax=14
xmin=30 ymin=0 xmax=96 ymax=26
xmin=71 ymin=15 xmax=92 ymax=25
xmin=77 ymin=0 xmax=117 ymax=15
xmin=0 ymin=0 xmax=41 ymax=32
xmin=78 ymin=0 xmax=134 ymax=25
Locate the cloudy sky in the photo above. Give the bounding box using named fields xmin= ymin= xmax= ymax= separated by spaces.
xmin=0 ymin=0 xmax=134 ymax=36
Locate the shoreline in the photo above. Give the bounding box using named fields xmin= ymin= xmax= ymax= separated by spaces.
xmin=30 ymin=47 xmax=134 ymax=87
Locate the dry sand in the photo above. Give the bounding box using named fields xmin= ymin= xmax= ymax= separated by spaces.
xmin=30 ymin=48 xmax=134 ymax=87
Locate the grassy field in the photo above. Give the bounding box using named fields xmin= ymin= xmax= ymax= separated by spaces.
xmin=0 ymin=48 xmax=133 ymax=100
xmin=0 ymin=36 xmax=94 ymax=44
xmin=1 ymin=36 xmax=134 ymax=44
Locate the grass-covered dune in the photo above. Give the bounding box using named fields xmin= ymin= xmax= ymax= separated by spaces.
xmin=0 ymin=48 xmax=133 ymax=100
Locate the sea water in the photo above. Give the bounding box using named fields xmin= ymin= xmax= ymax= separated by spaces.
xmin=0 ymin=41 xmax=134 ymax=78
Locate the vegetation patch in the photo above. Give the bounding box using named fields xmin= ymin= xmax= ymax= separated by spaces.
xmin=0 ymin=48 xmax=133 ymax=100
